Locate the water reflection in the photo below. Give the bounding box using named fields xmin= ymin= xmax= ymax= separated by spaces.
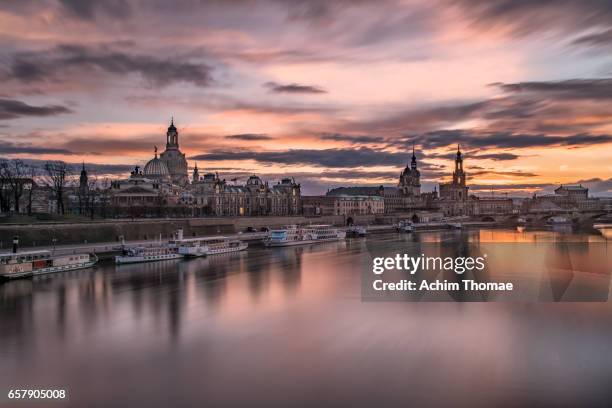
xmin=0 ymin=229 xmax=611 ymax=407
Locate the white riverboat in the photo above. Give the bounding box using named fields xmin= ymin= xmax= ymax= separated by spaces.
xmin=0 ymin=250 xmax=98 ymax=280
xmin=115 ymin=245 xmax=181 ymax=265
xmin=177 ymin=236 xmax=248 ymax=257
xmin=396 ymin=220 xmax=414 ymax=233
xmin=265 ymin=225 xmax=346 ymax=247
xmin=346 ymin=225 xmax=367 ymax=237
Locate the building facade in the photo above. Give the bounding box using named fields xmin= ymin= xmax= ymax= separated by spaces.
xmin=334 ymin=195 xmax=384 ymax=216
xmin=523 ymin=184 xmax=602 ymax=212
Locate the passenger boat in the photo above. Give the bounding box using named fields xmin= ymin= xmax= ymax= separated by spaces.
xmin=346 ymin=225 xmax=367 ymax=237
xmin=264 ymin=225 xmax=346 ymax=247
xmin=396 ymin=220 xmax=414 ymax=233
xmin=0 ymin=250 xmax=98 ymax=280
xmin=177 ymin=236 xmax=248 ymax=257
xmin=115 ymin=245 xmax=181 ymax=265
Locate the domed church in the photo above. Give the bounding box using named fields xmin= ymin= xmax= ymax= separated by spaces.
xmin=143 ymin=146 xmax=171 ymax=181
xmin=158 ymin=118 xmax=188 ymax=185
xmin=398 ymin=144 xmax=421 ymax=197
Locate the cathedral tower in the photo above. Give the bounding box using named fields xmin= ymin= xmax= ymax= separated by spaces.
xmin=452 ymin=144 xmax=466 ymax=186
xmin=159 ymin=118 xmax=189 ymax=185
xmin=398 ymin=144 xmax=421 ymax=196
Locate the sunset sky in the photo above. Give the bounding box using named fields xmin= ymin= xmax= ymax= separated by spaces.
xmin=1 ymin=0 xmax=611 ymax=195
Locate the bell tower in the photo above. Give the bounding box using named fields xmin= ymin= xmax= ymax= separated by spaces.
xmin=452 ymin=144 xmax=466 ymax=186
xmin=166 ymin=117 xmax=179 ymax=149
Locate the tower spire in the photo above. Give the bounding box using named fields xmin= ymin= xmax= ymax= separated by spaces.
xmin=154 ymin=145 xmax=158 ymax=158
xmin=410 ymin=142 xmax=417 ymax=170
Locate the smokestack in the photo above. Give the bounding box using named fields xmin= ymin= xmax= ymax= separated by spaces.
xmin=12 ymin=236 xmax=18 ymax=254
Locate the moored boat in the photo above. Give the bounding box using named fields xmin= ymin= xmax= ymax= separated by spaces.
xmin=346 ymin=225 xmax=367 ymax=237
xmin=265 ymin=225 xmax=346 ymax=247
xmin=178 ymin=236 xmax=247 ymax=257
xmin=115 ymin=245 xmax=181 ymax=265
xmin=0 ymin=250 xmax=98 ymax=280
xmin=396 ymin=220 xmax=414 ymax=233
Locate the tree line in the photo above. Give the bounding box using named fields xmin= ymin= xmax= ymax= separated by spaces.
xmin=0 ymin=159 xmax=110 ymax=217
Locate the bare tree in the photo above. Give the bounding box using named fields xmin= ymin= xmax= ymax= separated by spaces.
xmin=86 ymin=175 xmax=98 ymax=219
xmin=44 ymin=161 xmax=71 ymax=215
xmin=98 ymin=178 xmax=112 ymax=218
xmin=0 ymin=159 xmax=27 ymax=213
xmin=0 ymin=160 xmax=10 ymax=213
xmin=26 ymin=165 xmax=38 ymax=215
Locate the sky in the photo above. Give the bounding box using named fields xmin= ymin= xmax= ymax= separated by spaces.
xmin=0 ymin=0 xmax=611 ymax=196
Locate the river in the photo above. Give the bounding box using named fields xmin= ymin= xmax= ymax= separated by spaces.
xmin=1 ymin=228 xmax=611 ymax=407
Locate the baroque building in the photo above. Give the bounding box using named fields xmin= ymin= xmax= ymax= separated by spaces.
xmin=108 ymin=119 xmax=301 ymax=217
xmin=325 ymin=147 xmax=432 ymax=213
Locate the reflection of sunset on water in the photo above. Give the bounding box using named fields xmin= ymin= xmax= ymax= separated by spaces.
xmin=2 ymin=228 xmax=611 ymax=405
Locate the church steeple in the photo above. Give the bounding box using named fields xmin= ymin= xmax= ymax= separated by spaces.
xmin=166 ymin=117 xmax=179 ymax=149
xmin=452 ymin=144 xmax=466 ymax=186
xmin=79 ymin=161 xmax=88 ymax=192
xmin=192 ymin=162 xmax=200 ymax=183
xmin=410 ymin=143 xmax=417 ymax=170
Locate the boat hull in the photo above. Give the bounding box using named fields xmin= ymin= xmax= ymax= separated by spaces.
xmin=1 ymin=257 xmax=98 ymax=280
xmin=265 ymin=236 xmax=344 ymax=247
xmin=208 ymin=243 xmax=248 ymax=255
xmin=115 ymin=253 xmax=183 ymax=265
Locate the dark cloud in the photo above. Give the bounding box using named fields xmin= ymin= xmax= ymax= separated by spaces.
xmin=0 ymin=142 xmax=74 ymax=155
xmin=225 ymin=133 xmax=273 ymax=141
xmin=264 ymin=81 xmax=327 ymax=94
xmin=0 ymin=98 xmax=72 ymax=120
xmin=451 ymin=0 xmax=612 ymax=37
xmin=408 ymin=130 xmax=612 ymax=150
xmin=573 ymin=28 xmax=612 ymax=48
xmin=474 ymin=153 xmax=520 ymax=161
xmin=5 ymin=44 xmax=213 ymax=88
xmin=495 ymin=79 xmax=612 ymax=100
xmin=191 ymin=147 xmax=407 ymax=167
xmin=320 ymin=169 xmax=399 ymax=179
xmin=469 ymin=170 xmax=539 ymax=177
xmin=320 ymin=133 xmax=385 ymax=144
xmin=60 ymin=137 xmax=156 ymax=155
xmin=58 ymin=0 xmax=132 ymax=20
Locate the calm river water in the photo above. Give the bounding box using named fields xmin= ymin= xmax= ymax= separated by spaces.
xmin=1 ymin=228 xmax=611 ymax=407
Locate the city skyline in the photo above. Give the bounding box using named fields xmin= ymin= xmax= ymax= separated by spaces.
xmin=1 ymin=1 xmax=612 ymax=196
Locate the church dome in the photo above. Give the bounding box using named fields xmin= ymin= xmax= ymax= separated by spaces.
xmin=247 ymin=175 xmax=262 ymax=186
xmin=144 ymin=155 xmax=170 ymax=179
